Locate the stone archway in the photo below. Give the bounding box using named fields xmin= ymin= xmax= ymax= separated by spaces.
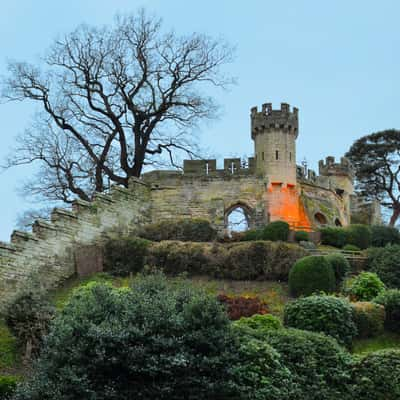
xmin=225 ymin=202 xmax=253 ymax=233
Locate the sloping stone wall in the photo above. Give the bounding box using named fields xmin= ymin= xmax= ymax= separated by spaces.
xmin=0 ymin=178 xmax=151 ymax=312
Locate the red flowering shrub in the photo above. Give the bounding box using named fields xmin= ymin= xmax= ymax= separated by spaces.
xmin=217 ymin=294 xmax=268 ymax=320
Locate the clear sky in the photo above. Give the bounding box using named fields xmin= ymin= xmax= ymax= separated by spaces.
xmin=0 ymin=0 xmax=399 ymax=241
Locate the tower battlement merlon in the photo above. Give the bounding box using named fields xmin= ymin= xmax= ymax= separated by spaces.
xmin=251 ymin=102 xmax=299 ymax=140
xmin=318 ymin=156 xmax=354 ymax=178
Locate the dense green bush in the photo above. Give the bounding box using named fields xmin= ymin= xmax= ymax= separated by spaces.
xmin=139 ymin=218 xmax=217 ymax=242
xmin=283 ymin=295 xmax=357 ymax=347
xmin=260 ymin=221 xmax=290 ymax=241
xmin=320 ymin=227 xmax=347 ymax=248
xmin=367 ymin=245 xmax=400 ymax=288
xmin=103 ymin=237 xmax=150 ymax=276
xmin=5 ymin=290 xmax=54 ymax=362
xmin=0 ymin=375 xmax=19 ymax=399
xmin=13 ymin=275 xmax=238 ymax=400
xmin=343 ymin=244 xmax=360 ymax=251
xmin=374 ymin=289 xmax=400 ymax=333
xmin=351 ymin=350 xmax=400 ymax=400
xmin=295 ymin=231 xmax=309 ymax=242
xmin=232 ymin=338 xmax=293 ymax=400
xmin=288 ymin=256 xmax=336 ymax=297
xmin=147 ymin=240 xmax=306 ymax=281
xmin=146 ymin=241 xmax=219 ymax=276
xmin=232 ymin=314 xmax=282 ymax=338
xmin=347 ymin=272 xmax=386 ymax=301
xmin=241 ymin=229 xmax=262 ymax=241
xmin=265 ymin=329 xmax=353 ymax=400
xmin=352 ymin=302 xmax=385 ymax=338
xmin=345 ymin=224 xmax=372 ymax=249
xmin=217 ymin=241 xmax=306 ymax=281
xmin=325 ymin=253 xmax=351 ymax=288
xmin=371 ymin=225 xmax=400 ymax=247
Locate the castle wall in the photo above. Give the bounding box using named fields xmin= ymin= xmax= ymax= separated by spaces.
xmin=143 ymin=172 xmax=266 ymax=232
xmin=0 ymin=179 xmax=151 ymax=313
xmin=300 ymin=182 xmax=350 ymax=227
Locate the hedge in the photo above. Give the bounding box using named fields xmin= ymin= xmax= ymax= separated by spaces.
xmin=264 ymin=329 xmax=353 ymax=400
xmin=346 ymin=272 xmax=385 ymax=301
xmin=367 ymin=245 xmax=400 ymax=288
xmin=283 ymin=295 xmax=357 ymax=347
xmin=352 ymin=302 xmax=385 ymax=338
xmin=371 ymin=225 xmax=400 ymax=247
xmin=138 ymin=218 xmax=217 ymax=242
xmin=146 ymin=240 xmax=306 ymax=281
xmin=104 ymin=237 xmax=151 ymax=276
xmin=374 ymin=289 xmax=400 ymax=333
xmin=288 ymin=256 xmax=336 ymax=297
xmin=351 ymin=350 xmax=400 ymax=400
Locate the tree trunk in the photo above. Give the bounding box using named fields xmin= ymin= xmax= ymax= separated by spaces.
xmin=389 ymin=206 xmax=400 ymax=227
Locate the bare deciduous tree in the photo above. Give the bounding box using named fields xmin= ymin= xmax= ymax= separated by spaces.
xmin=1 ymin=10 xmax=234 ymax=204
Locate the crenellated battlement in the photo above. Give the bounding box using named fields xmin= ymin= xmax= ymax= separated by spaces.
xmin=251 ymin=102 xmax=299 ymax=139
xmin=318 ymin=156 xmax=354 ymax=178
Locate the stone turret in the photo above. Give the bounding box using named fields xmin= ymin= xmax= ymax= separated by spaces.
xmin=251 ymin=102 xmax=298 ymax=186
xmin=318 ymin=156 xmax=354 ymax=196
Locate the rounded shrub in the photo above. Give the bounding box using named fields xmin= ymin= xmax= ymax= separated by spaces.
xmin=219 ymin=241 xmax=306 ymax=281
xmin=241 ymin=229 xmax=262 ymax=241
xmin=325 ymin=253 xmax=351 ymax=288
xmin=343 ymin=244 xmax=360 ymax=251
xmin=139 ymin=218 xmax=217 ymax=242
xmin=232 ymin=338 xmax=293 ymax=400
xmin=260 ymin=221 xmax=290 ymax=241
xmin=374 ymin=289 xmax=400 ymax=333
xmin=351 ymin=350 xmax=400 ymax=400
xmin=368 ymin=245 xmax=400 ymax=288
xmin=13 ymin=276 xmax=238 ymax=400
xmin=264 ymin=329 xmax=353 ymax=400
xmin=347 ymin=272 xmax=386 ymax=301
xmin=104 ymin=237 xmax=150 ymax=276
xmin=294 ymin=231 xmax=309 ymax=242
xmin=5 ymin=290 xmax=54 ymax=361
xmin=283 ymin=295 xmax=357 ymax=347
xmin=0 ymin=375 xmax=19 ymax=399
xmin=288 ymin=256 xmax=336 ymax=297
xmin=146 ymin=241 xmax=218 ymax=276
xmin=371 ymin=225 xmax=400 ymax=247
xmin=352 ymin=302 xmax=385 ymax=338
xmin=232 ymin=314 xmax=282 ymax=339
xmin=320 ymin=227 xmax=347 ymax=248
xmin=345 ymin=224 xmax=372 ymax=249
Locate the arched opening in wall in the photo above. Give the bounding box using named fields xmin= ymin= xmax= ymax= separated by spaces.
xmin=335 ymin=218 xmax=342 ymax=227
xmin=314 ymin=212 xmax=327 ymax=225
xmin=225 ymin=205 xmax=250 ymax=234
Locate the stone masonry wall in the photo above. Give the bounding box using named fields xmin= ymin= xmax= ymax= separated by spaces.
xmin=0 ymin=178 xmax=151 ymax=313
xmin=143 ymin=172 xmax=266 ymax=233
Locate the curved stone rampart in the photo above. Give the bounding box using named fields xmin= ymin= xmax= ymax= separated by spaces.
xmin=0 ymin=178 xmax=151 ymax=312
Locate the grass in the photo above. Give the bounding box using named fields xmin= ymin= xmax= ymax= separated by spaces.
xmin=0 ymin=320 xmax=19 ymax=373
xmin=352 ymin=332 xmax=400 ymax=355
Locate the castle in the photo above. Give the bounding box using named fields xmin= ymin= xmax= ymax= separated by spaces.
xmin=0 ymin=101 xmax=380 ymax=311
xmin=142 ymin=102 xmax=380 ymax=233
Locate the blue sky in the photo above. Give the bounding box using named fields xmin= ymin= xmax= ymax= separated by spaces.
xmin=0 ymin=0 xmax=399 ymax=241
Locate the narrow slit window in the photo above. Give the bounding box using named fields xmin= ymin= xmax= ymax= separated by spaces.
xmin=275 ymin=150 xmax=279 ymax=160
xmin=289 ymin=152 xmax=292 ymax=162
xmin=262 ymin=152 xmax=264 ymax=161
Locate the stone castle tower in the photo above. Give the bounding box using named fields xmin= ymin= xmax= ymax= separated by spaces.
xmin=251 ymin=102 xmax=298 ymax=185
xmin=251 ymin=102 xmax=310 ymax=229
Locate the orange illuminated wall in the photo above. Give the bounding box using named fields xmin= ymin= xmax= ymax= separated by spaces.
xmin=266 ymin=183 xmax=312 ymax=231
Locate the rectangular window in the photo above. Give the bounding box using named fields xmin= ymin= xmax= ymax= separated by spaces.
xmin=275 ymin=150 xmax=279 ymax=160
xmin=262 ymin=152 xmax=264 ymax=161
